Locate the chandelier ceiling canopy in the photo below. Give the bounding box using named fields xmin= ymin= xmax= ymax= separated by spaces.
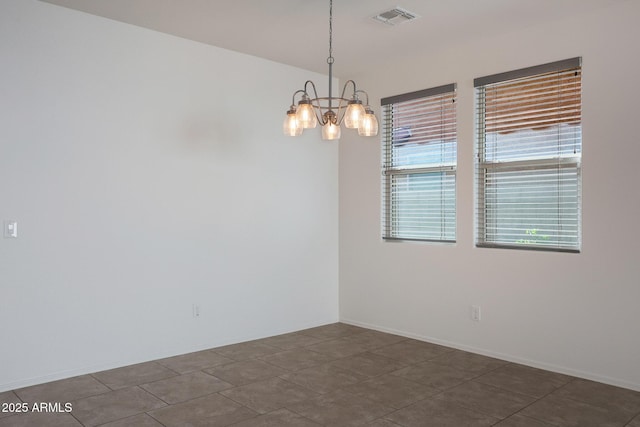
xmin=283 ymin=0 xmax=378 ymax=140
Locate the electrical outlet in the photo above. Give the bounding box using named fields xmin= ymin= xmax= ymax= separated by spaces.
xmin=471 ymin=305 xmax=481 ymax=322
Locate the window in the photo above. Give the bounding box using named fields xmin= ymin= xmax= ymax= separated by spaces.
xmin=475 ymin=58 xmax=582 ymax=252
xmin=381 ymin=84 xmax=456 ymax=242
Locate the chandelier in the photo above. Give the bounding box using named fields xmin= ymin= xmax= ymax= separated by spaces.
xmin=283 ymin=0 xmax=379 ymax=140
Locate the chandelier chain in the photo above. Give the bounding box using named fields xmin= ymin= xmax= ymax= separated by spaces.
xmin=327 ymin=0 xmax=333 ymax=64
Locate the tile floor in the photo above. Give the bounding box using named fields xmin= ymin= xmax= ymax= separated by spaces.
xmin=2 ymin=323 xmax=639 ymax=426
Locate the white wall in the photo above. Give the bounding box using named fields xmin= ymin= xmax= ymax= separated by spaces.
xmin=339 ymin=1 xmax=640 ymax=391
xmin=0 ymin=0 xmax=338 ymax=391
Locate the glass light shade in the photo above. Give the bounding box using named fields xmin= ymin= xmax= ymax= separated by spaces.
xmin=322 ymin=122 xmax=341 ymax=140
xmin=283 ymin=111 xmax=303 ymax=136
xmin=295 ymin=102 xmax=317 ymax=129
xmin=358 ymin=110 xmax=378 ymax=136
xmin=344 ymin=101 xmax=365 ymax=129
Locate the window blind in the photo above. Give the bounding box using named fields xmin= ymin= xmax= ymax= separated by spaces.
xmin=381 ymin=84 xmax=456 ymax=242
xmin=475 ymin=58 xmax=582 ymax=252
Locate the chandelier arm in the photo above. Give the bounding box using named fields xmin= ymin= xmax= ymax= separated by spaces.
xmin=291 ymin=89 xmax=306 ymax=107
xmin=355 ymin=89 xmax=370 ymax=106
xmin=340 ymin=80 xmax=358 ymax=100
xmin=312 ymin=98 xmax=326 ymax=125
xmin=335 ymin=100 xmax=345 ymax=126
xmin=303 ymin=80 xmax=320 ymax=100
xmin=302 ymin=80 xmax=326 ymax=124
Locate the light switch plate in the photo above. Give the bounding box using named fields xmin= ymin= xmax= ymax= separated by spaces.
xmin=3 ymin=220 xmax=18 ymax=238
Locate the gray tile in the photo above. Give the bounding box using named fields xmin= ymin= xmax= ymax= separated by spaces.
xmin=227 ymin=408 xmax=321 ymax=427
xmin=553 ymin=379 xmax=640 ymax=418
xmin=141 ymin=371 xmax=233 ymax=404
xmin=0 ymin=391 xmax=21 ymax=404
xmin=281 ymin=363 xmax=368 ymax=394
xmin=287 ymin=389 xmax=394 ymax=426
xmin=520 ymin=394 xmax=631 ymax=427
xmin=0 ymin=391 xmax=22 ymax=420
xmin=148 ymin=393 xmax=257 ymax=427
xmin=14 ymin=375 xmax=109 ymax=403
xmin=628 ymin=414 xmax=640 ymax=427
xmin=260 ymin=332 xmax=326 ymax=350
xmin=259 ymin=348 xmax=334 ymax=371
xmin=213 ymin=340 xmax=280 ymax=361
xmin=430 ymin=349 xmax=508 ymax=375
xmin=371 ymin=339 xmax=454 ymax=364
xmin=494 ymin=413 xmax=557 ymax=426
xmin=71 ymin=386 xmax=166 ymax=427
xmin=329 ymin=352 xmax=406 ymax=378
xmin=299 ymin=323 xmax=368 ymax=340
xmin=439 ymin=380 xmax=537 ymax=419
xmin=91 ymin=361 xmax=177 ymax=390
xmin=475 ymin=363 xmax=573 ymax=398
xmin=99 ymin=413 xmax=165 ymax=427
xmin=347 ymin=330 xmax=408 ymax=350
xmin=385 ymin=396 xmax=500 ymax=427
xmin=0 ymin=412 xmax=81 ymax=427
xmin=305 ymin=337 xmax=371 ymax=358
xmin=344 ymin=374 xmax=439 ymax=409
xmin=220 ymin=377 xmax=319 ymax=414
xmin=204 ymin=359 xmax=287 ymax=386
xmin=367 ymin=419 xmax=404 ymax=427
xmin=391 ymin=360 xmax=477 ymax=390
xmin=156 ymin=349 xmax=234 ymax=374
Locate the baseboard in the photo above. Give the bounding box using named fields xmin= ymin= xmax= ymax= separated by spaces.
xmin=0 ymin=317 xmax=338 ymax=393
xmin=340 ymin=317 xmax=640 ymax=392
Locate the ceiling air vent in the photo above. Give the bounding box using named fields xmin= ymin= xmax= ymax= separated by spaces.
xmin=372 ymin=7 xmax=419 ymax=26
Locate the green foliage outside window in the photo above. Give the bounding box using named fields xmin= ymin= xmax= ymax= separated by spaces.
xmin=516 ymin=229 xmax=550 ymax=245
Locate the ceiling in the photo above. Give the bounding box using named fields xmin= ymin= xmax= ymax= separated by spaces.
xmin=41 ymin=0 xmax=625 ymax=77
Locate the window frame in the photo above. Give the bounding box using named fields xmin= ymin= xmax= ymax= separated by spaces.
xmin=381 ymin=83 xmax=457 ymax=243
xmin=474 ymin=58 xmax=582 ymax=253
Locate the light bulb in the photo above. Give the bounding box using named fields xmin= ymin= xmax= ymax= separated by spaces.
xmin=295 ymin=97 xmax=317 ymax=129
xmin=283 ymin=108 xmax=302 ymax=136
xmin=321 ymin=111 xmax=340 ymax=140
xmin=322 ymin=122 xmax=341 ymax=140
xmin=358 ymin=108 xmax=378 ymax=136
xmin=344 ymin=100 xmax=365 ymax=129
